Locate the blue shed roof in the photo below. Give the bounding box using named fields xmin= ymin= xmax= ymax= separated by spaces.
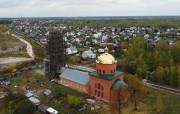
xmin=29 ymin=97 xmax=40 ymax=104
xmin=0 ymin=76 xmax=6 ymax=81
xmin=60 ymin=67 xmax=89 ymax=85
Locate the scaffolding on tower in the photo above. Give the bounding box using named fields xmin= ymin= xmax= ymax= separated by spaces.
xmin=45 ymin=30 xmax=66 ymax=79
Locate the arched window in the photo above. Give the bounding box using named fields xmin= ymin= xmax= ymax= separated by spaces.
xmin=99 ymin=70 xmax=101 ymax=73
xmin=111 ymin=70 xmax=113 ymax=74
xmin=94 ymin=83 xmax=104 ymax=98
xmin=103 ymin=70 xmax=105 ymax=74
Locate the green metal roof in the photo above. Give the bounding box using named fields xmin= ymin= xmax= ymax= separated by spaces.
xmin=111 ymin=79 xmax=127 ymax=91
xmin=89 ymin=71 xmax=124 ymax=80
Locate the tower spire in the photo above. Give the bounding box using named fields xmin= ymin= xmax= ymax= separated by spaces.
xmin=105 ymin=46 xmax=109 ymax=53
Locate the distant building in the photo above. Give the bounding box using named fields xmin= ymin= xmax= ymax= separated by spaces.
xmin=82 ymin=50 xmax=96 ymax=59
xmin=66 ymin=46 xmax=78 ymax=55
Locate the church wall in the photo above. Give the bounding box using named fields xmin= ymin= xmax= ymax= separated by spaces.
xmin=59 ymin=78 xmax=89 ymax=94
xmin=110 ymin=90 xmax=118 ymax=101
xmin=96 ymin=63 xmax=116 ymax=74
xmin=89 ymin=74 xmax=124 ymax=101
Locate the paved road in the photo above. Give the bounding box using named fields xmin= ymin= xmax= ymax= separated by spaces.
xmin=0 ymin=34 xmax=34 ymax=65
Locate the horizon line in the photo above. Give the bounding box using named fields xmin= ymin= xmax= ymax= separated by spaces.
xmin=0 ymin=15 xmax=180 ymax=19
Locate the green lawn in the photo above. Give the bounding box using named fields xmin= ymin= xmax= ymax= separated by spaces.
xmin=142 ymin=87 xmax=180 ymax=114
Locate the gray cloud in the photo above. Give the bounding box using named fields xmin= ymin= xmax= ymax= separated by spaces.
xmin=0 ymin=0 xmax=179 ymax=17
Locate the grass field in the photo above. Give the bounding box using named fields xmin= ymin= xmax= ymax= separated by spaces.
xmin=142 ymin=87 xmax=180 ymax=114
xmin=0 ymin=29 xmax=26 ymax=49
xmin=0 ymin=25 xmax=28 ymax=58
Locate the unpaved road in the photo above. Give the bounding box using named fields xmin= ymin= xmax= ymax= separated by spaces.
xmin=13 ymin=34 xmax=34 ymax=58
xmin=0 ymin=34 xmax=34 ymax=65
xmin=0 ymin=57 xmax=33 ymax=64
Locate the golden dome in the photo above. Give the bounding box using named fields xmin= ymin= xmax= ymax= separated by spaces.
xmin=96 ymin=52 xmax=117 ymax=64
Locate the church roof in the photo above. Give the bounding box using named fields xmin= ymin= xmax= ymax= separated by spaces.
xmin=60 ymin=67 xmax=89 ymax=85
xmin=96 ymin=47 xmax=117 ymax=64
xmin=111 ymin=79 xmax=127 ymax=91
xmin=96 ymin=52 xmax=117 ymax=64
xmin=89 ymin=71 xmax=124 ymax=80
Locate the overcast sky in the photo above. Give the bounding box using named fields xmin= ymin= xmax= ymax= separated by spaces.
xmin=0 ymin=0 xmax=180 ymax=17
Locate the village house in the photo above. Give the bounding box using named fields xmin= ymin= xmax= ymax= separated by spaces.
xmin=82 ymin=50 xmax=96 ymax=59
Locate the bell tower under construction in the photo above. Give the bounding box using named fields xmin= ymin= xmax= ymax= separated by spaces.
xmin=45 ymin=31 xmax=66 ymax=79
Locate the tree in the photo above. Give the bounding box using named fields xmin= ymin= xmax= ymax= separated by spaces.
xmin=156 ymin=41 xmax=171 ymax=67
xmin=14 ymin=99 xmax=36 ymax=114
xmin=10 ymin=63 xmax=17 ymax=73
xmin=7 ymin=93 xmax=35 ymax=114
xmin=1 ymin=42 xmax=8 ymax=51
xmin=155 ymin=95 xmax=163 ymax=113
xmin=110 ymin=85 xmax=128 ymax=114
xmin=33 ymin=46 xmax=46 ymax=61
xmin=127 ymin=75 xmax=144 ymax=111
xmin=7 ymin=101 xmax=15 ymax=114
xmin=171 ymin=42 xmax=180 ymax=64
xmin=153 ymin=66 xmax=164 ymax=84
xmin=136 ymin=65 xmax=147 ymax=79
xmin=67 ymin=95 xmax=83 ymax=107
xmin=68 ymin=56 xmax=80 ymax=64
xmin=177 ymin=66 xmax=180 ymax=87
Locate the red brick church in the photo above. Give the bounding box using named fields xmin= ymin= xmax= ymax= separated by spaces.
xmin=59 ymin=48 xmax=126 ymax=102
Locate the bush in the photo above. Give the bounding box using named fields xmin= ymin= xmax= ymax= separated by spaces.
xmin=7 ymin=93 xmax=36 ymax=114
xmin=1 ymin=42 xmax=8 ymax=51
xmin=68 ymin=56 xmax=80 ymax=64
xmin=67 ymin=95 xmax=83 ymax=107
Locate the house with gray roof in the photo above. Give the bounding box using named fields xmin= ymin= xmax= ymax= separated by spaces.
xmin=82 ymin=50 xmax=96 ymax=59
xmin=66 ymin=46 xmax=78 ymax=55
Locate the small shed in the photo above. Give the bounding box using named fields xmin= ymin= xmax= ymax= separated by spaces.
xmin=28 ymin=97 xmax=40 ymax=105
xmin=25 ymin=92 xmax=34 ymax=98
xmin=46 ymin=107 xmax=58 ymax=114
xmin=38 ymin=103 xmax=49 ymax=114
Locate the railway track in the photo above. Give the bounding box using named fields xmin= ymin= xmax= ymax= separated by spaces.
xmin=145 ymin=83 xmax=180 ymax=96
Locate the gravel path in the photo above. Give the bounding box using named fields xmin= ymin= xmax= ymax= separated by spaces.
xmin=0 ymin=34 xmax=34 ymax=65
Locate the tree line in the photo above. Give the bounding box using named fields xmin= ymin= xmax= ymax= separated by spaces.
xmin=121 ymin=38 xmax=180 ymax=87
